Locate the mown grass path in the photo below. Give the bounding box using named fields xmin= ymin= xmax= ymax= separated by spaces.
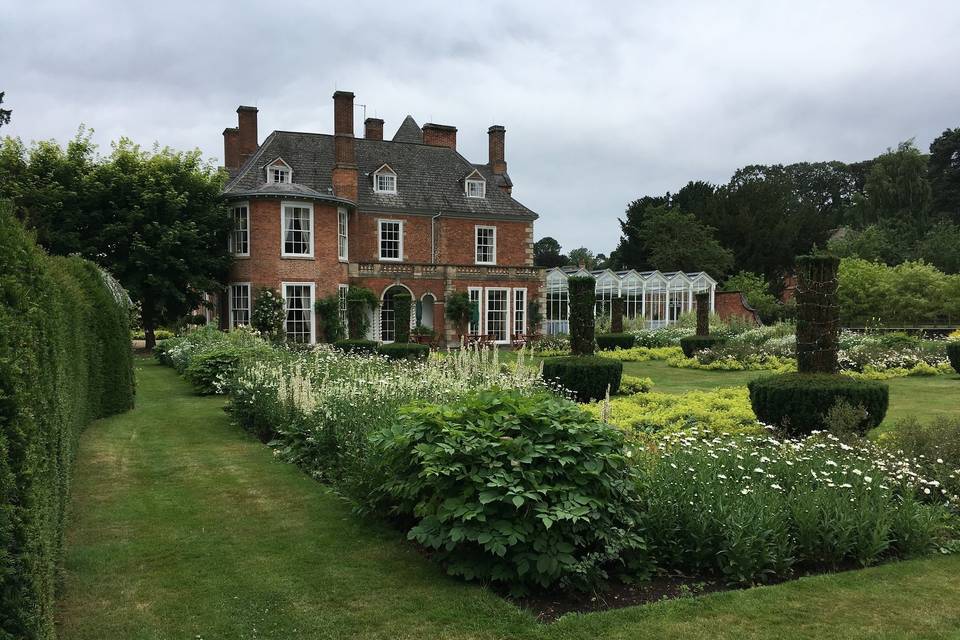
xmin=57 ymin=358 xmax=960 ymax=639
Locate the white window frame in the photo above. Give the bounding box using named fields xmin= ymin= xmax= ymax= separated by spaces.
xmin=229 ymin=202 xmax=250 ymax=257
xmin=378 ymin=219 xmax=404 ymax=262
xmin=373 ymin=167 xmax=398 ymax=194
xmin=337 ymin=206 xmax=349 ymax=262
xmin=468 ymin=287 xmax=483 ymax=335
xmin=466 ymin=179 xmax=486 ymax=199
xmin=475 ymin=225 xmax=497 ymax=265
xmin=484 ymin=287 xmax=511 ymax=344
xmin=280 ymin=201 xmax=314 ymax=258
xmin=228 ymin=282 xmax=251 ymax=329
xmin=513 ymin=287 xmax=527 ymax=337
xmin=267 ymin=159 xmax=293 ymax=184
xmin=281 ymin=281 xmax=316 ymax=345
xmin=337 ymin=284 xmax=349 ymax=332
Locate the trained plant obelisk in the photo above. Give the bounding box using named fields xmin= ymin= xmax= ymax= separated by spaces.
xmin=540 ymin=275 xmax=623 ymax=401
xmin=695 ymin=292 xmax=709 ymax=337
xmin=748 ymin=254 xmax=889 ymax=436
xmin=795 ymin=255 xmax=840 ymax=374
xmin=568 ymin=276 xmax=596 ymax=356
xmin=610 ymin=296 xmax=625 ymax=334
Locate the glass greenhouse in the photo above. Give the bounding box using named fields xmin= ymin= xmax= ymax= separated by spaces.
xmin=544 ymin=267 xmax=717 ymax=335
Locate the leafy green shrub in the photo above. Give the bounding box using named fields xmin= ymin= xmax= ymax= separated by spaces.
xmin=541 ymin=355 xmax=622 ymax=401
xmin=132 ymin=328 xmax=174 ymax=341
xmin=618 ymin=375 xmax=654 ymax=395
xmin=679 ymin=335 xmax=728 ymax=358
xmin=377 ymin=343 xmax=429 ymax=361
xmin=184 ymin=344 xmax=246 ymax=394
xmin=368 ymin=390 xmax=652 ymax=592
xmin=596 ymin=333 xmax=636 ymax=351
xmin=444 ymin=291 xmax=472 ymax=337
xmin=334 ymin=339 xmax=378 ymax=354
xmin=599 ymin=346 xmax=681 ymax=362
xmin=251 ymin=287 xmax=285 ymax=342
xmin=0 ymin=203 xmax=134 ymax=638
xmin=346 ymin=286 xmax=378 ymax=339
xmin=315 ymin=295 xmax=344 ymax=343
xmin=748 ymin=373 xmax=888 ymax=436
xmin=948 ymin=342 xmax=960 ymax=374
xmin=822 ymin=399 xmax=869 ymax=441
xmin=586 ymin=387 xmax=761 ymax=439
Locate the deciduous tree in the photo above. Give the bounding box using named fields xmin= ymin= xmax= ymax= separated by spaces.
xmin=533 ymin=236 xmax=566 ymax=268
xmin=0 ymin=132 xmax=232 ymax=349
xmin=928 ymin=128 xmax=960 ymax=223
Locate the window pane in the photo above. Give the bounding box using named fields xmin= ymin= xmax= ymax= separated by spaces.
xmin=486 ymin=290 xmax=508 ymax=342
xmin=337 ymin=209 xmax=348 ymax=260
xmin=284 ymin=206 xmax=312 ymax=255
xmin=514 ymin=290 xmax=526 ymax=336
xmin=379 ymin=221 xmax=400 ymax=259
xmin=284 ymin=284 xmax=313 ymax=343
xmin=231 ymin=206 xmax=249 ymax=254
xmin=476 ymin=227 xmax=495 ymax=263
xmin=230 ymin=284 xmax=250 ymax=327
xmin=468 ymin=289 xmax=481 ymax=334
xmin=338 ymin=285 xmax=348 ymax=329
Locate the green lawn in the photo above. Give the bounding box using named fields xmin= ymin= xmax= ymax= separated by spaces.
xmin=505 ymin=352 xmax=960 ymax=430
xmin=57 ymin=358 xmax=960 ymax=639
xmin=616 ymin=360 xmax=960 ymax=430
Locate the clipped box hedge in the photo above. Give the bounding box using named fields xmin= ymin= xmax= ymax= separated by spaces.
xmin=334 ymin=339 xmax=379 ymax=354
xmin=377 ymin=343 xmax=430 ymax=361
xmin=748 ymin=373 xmax=888 ymax=436
xmin=596 ymin=333 xmax=637 ymax=351
xmin=679 ymin=335 xmax=728 ymax=358
xmin=948 ymin=342 xmax=960 ymax=374
xmin=0 ymin=202 xmax=134 ymax=639
xmin=541 ymin=355 xmax=622 ymax=401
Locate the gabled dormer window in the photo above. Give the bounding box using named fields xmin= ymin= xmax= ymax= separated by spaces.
xmin=464 ymin=169 xmax=486 ymax=199
xmin=266 ymin=158 xmax=293 ymax=184
xmin=373 ymin=164 xmax=398 ymax=194
xmin=466 ymin=179 xmax=486 ymax=199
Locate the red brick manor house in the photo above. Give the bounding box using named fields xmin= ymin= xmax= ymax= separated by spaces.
xmin=217 ymin=91 xmax=542 ymax=345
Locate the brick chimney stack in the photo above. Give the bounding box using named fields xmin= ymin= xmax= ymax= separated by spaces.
xmin=422 ymin=123 xmax=457 ymax=150
xmin=332 ymin=91 xmax=358 ymax=201
xmin=236 ymin=106 xmax=259 ymax=167
xmin=488 ymin=125 xmax=507 ymax=175
xmin=223 ymin=127 xmax=239 ymax=171
xmin=364 ymin=117 xmax=384 ymax=141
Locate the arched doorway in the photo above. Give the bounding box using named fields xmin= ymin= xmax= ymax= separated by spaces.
xmin=419 ymin=293 xmax=436 ymax=330
xmin=380 ymin=284 xmax=413 ymax=342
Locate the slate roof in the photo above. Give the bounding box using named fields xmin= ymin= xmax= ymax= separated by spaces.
xmin=392 ymin=115 xmax=423 ymax=143
xmin=224 ymin=129 xmax=537 ymax=220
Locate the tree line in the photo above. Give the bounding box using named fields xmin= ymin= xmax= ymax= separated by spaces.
xmin=535 ymin=129 xmax=960 ymax=301
xmin=0 ymin=129 xmax=232 ymax=348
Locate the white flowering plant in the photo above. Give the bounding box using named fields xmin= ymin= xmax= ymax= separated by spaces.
xmin=226 ymin=344 xmax=550 ymax=501
xmin=633 ymin=429 xmax=958 ymax=586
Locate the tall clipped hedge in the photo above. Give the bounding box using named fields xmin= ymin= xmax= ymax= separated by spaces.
xmin=393 ymin=293 xmax=412 ymax=343
xmin=0 ymin=201 xmax=134 ymax=639
xmin=947 ymin=342 xmax=960 ymax=374
xmin=568 ymin=276 xmax=596 ymax=356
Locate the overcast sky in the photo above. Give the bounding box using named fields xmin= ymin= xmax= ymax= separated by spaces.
xmin=3 ymin=1 xmax=960 ymax=253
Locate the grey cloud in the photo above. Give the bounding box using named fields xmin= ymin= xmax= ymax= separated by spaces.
xmin=3 ymin=0 xmax=959 ymax=254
